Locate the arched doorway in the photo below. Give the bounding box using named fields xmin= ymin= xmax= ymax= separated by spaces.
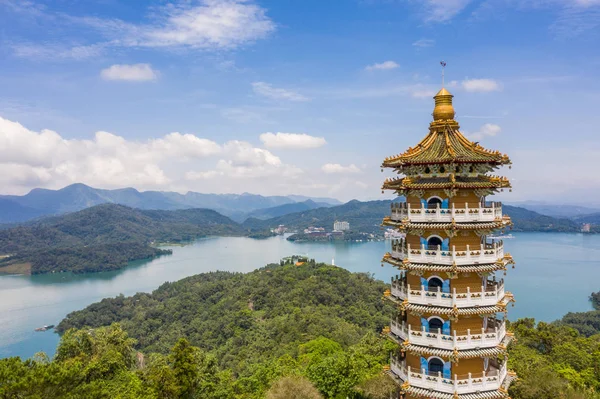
xmin=427 ymin=197 xmax=442 ymax=209
xmin=428 ymin=357 xmax=444 ymax=375
xmin=428 ymin=317 xmax=444 ymax=333
xmin=428 ymin=277 xmax=443 ymax=292
xmin=427 ymin=236 xmax=443 ymax=250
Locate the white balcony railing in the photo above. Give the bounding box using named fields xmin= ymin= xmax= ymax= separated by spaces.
xmin=391 ymin=239 xmax=504 ymax=265
xmin=390 ymin=356 xmax=507 ymax=395
xmin=390 ymin=202 xmax=503 ymax=223
xmin=390 ymin=278 xmax=505 ymax=307
xmin=389 ymin=319 xmax=506 ymax=350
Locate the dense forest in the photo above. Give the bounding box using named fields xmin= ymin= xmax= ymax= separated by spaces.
xmin=0 ymin=204 xmax=243 ymax=274
xmin=45 ymin=263 xmax=600 ymax=398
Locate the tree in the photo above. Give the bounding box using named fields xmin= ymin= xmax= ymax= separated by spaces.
xmin=266 ymin=376 xmax=323 ymax=399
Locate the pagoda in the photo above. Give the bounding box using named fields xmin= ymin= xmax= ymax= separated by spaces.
xmin=381 ymin=80 xmax=517 ymax=399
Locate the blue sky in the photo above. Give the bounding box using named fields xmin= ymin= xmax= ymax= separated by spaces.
xmin=0 ymin=0 xmax=599 ymax=203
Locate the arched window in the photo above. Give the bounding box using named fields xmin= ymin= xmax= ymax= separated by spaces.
xmin=429 ymin=357 xmax=444 ymax=375
xmin=427 ymin=197 xmax=442 ymax=209
xmin=428 ymin=317 xmax=444 ymax=333
xmin=427 ymin=236 xmax=443 ymax=250
xmin=428 ymin=277 xmax=443 ymax=292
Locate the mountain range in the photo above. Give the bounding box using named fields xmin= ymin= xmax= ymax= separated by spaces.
xmin=0 ymin=183 xmax=341 ymax=224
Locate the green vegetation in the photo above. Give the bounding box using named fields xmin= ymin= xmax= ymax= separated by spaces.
xmin=505 ymin=205 xmax=580 ymax=232
xmin=243 ymin=200 xmax=391 ymax=236
xmin=243 ymin=200 xmax=583 ymax=236
xmin=2 ymin=263 xmax=600 ymax=398
xmin=509 ymin=318 xmax=600 ymax=399
xmin=591 ymin=291 xmax=600 ymax=310
xmin=0 ymin=204 xmax=243 ymax=274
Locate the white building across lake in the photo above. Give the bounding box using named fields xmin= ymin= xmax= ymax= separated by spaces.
xmin=333 ymin=220 xmax=349 ymax=231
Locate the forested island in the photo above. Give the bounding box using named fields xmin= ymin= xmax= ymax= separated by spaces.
xmin=0 ymin=263 xmax=590 ymax=398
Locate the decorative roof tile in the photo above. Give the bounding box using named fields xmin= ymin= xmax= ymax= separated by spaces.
xmin=382 ymin=124 xmax=511 ymax=168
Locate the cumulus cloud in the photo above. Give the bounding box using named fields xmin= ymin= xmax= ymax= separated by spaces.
xmin=186 ymin=141 xmax=302 ymax=180
xmin=0 ymin=115 xmax=307 ymax=193
xmin=321 ymin=163 xmax=361 ymax=174
xmin=412 ymin=38 xmax=435 ymax=47
xmin=252 ymin=82 xmax=310 ymax=101
xmin=465 ymin=123 xmax=501 ymax=140
xmin=260 ymin=132 xmax=326 ymax=149
xmin=365 ymin=61 xmax=399 ymax=71
xmin=100 ymin=64 xmax=159 ymax=81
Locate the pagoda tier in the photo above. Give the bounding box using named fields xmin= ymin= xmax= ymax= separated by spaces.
xmin=386 ymin=239 xmax=514 ymax=265
xmin=382 ymin=218 xmax=511 ymax=233
xmin=382 ymin=254 xmax=514 ymax=274
xmin=380 ymin=86 xmax=516 ymax=399
xmin=382 ymin=175 xmax=511 ymax=194
xmin=388 ymin=317 xmax=511 ymax=352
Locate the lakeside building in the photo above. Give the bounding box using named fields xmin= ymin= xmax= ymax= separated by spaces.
xmin=582 ymin=223 xmax=591 ymax=233
xmin=333 ymin=220 xmax=350 ymax=231
xmin=380 ymin=84 xmax=517 ymax=398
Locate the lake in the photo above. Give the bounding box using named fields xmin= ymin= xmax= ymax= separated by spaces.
xmin=0 ymin=232 xmax=598 ymax=360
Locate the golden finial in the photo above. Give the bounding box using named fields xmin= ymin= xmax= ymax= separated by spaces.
xmin=433 ymin=61 xmax=456 ymax=121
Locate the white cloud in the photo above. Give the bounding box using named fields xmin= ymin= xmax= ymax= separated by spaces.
xmin=0 ymin=115 xmax=229 ymax=192
xmin=260 ymin=132 xmax=326 ymax=149
xmin=7 ymin=0 xmax=275 ymax=59
xmin=412 ymin=38 xmax=435 ymax=47
xmin=187 ymin=141 xmax=302 ymax=180
xmin=100 ymin=64 xmax=159 ymax=82
xmin=80 ymin=0 xmax=275 ymax=50
xmin=465 ymin=123 xmax=501 ymax=140
xmin=460 ymin=78 xmax=502 ymax=92
xmin=321 ymin=163 xmax=361 ymax=174
xmin=365 ymin=61 xmax=399 ymax=71
xmin=420 ymin=0 xmax=474 ymax=22
xmin=251 ymin=82 xmax=310 ymax=101
xmin=133 ymin=0 xmax=275 ymax=49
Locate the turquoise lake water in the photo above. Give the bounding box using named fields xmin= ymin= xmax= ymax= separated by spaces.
xmin=0 ymin=232 xmax=598 ymax=360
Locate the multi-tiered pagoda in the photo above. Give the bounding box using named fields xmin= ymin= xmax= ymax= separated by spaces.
xmin=381 ymin=85 xmax=517 ymax=399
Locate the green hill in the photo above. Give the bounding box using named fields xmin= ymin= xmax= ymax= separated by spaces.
xmin=243 ymin=200 xmax=580 ymax=235
xmin=0 ymin=204 xmax=244 ymax=274
xmin=243 ymin=200 xmax=392 ymax=235
xmin=38 ymin=262 xmax=600 ymax=399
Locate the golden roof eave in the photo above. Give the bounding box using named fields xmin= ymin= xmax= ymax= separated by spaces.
xmin=382 ymin=125 xmax=511 ymax=168
xmin=382 ymin=175 xmax=511 ymax=192
xmin=382 ymin=254 xmax=515 ymax=273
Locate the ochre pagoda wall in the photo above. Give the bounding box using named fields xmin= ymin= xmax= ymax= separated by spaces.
xmin=453 ymin=358 xmax=486 ymax=376
xmin=452 ymin=316 xmax=485 ymax=334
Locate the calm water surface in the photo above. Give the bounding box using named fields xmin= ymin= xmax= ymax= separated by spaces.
xmin=0 ymin=232 xmax=598 ymax=360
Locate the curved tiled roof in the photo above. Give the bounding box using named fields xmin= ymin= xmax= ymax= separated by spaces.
xmin=382 ymin=254 xmax=515 ymax=273
xmin=386 ymin=332 xmax=514 ymax=359
xmin=385 ymin=294 xmax=515 ymax=316
xmin=382 ymin=175 xmax=511 ymax=192
xmin=400 ymin=385 xmax=509 ymax=399
xmin=382 ymin=124 xmax=511 ymax=168
xmin=382 ymin=218 xmax=512 ymax=231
